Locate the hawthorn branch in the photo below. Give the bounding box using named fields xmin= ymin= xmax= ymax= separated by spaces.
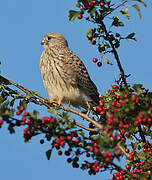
xmin=105 ymin=0 xmax=129 ymax=17
xmin=100 ymin=21 xmax=128 ymax=88
xmin=138 ymin=125 xmax=146 ymax=143
xmin=73 ymin=122 xmax=98 ymax=132
xmin=117 ymin=141 xmax=129 ymax=158
xmin=0 ymin=75 xmax=128 ymax=159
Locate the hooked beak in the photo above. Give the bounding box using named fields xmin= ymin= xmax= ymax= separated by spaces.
xmin=41 ymin=40 xmax=45 ymax=45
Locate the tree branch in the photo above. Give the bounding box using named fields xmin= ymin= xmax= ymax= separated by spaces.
xmin=100 ymin=21 xmax=128 ymax=88
xmin=0 ymin=75 xmax=129 ymax=159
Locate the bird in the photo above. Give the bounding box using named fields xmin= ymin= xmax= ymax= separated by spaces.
xmin=39 ymin=32 xmax=99 ymax=110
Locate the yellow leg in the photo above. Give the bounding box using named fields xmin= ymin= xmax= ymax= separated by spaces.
xmin=57 ymin=97 xmax=63 ymax=106
xmin=49 ymin=98 xmax=54 ymax=104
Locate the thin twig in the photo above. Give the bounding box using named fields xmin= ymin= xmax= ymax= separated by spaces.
xmin=138 ymin=125 xmax=146 ymax=143
xmin=105 ymin=0 xmax=128 ymax=17
xmin=100 ymin=21 xmax=128 ymax=88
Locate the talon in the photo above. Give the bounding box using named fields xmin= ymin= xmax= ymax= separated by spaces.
xmin=57 ymin=98 xmax=63 ymax=105
xmin=49 ymin=98 xmax=55 ymax=104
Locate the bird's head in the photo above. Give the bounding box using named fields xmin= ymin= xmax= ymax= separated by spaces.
xmin=41 ymin=32 xmax=68 ymax=49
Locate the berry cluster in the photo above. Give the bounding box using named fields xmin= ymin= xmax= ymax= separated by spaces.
xmin=77 ymin=0 xmax=105 ymax=20
xmin=0 ymin=83 xmax=151 ymax=179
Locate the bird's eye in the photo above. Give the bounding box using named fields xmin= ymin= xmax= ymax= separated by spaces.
xmin=48 ymin=37 xmax=52 ymax=40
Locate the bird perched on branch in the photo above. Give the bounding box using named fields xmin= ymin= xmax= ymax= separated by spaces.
xmin=39 ymin=32 xmax=99 ymax=109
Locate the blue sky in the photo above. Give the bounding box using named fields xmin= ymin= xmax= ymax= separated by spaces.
xmin=0 ymin=0 xmax=152 ymax=180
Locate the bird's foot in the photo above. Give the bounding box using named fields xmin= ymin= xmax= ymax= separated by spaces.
xmin=49 ymin=98 xmax=55 ymax=104
xmin=57 ymin=98 xmax=63 ymax=106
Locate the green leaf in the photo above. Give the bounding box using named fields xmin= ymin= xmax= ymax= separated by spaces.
xmin=136 ymin=0 xmax=147 ymax=7
xmin=119 ymin=22 xmax=124 ymax=26
xmin=0 ymin=99 xmax=9 ymax=109
xmin=10 ymin=99 xmax=15 ymax=107
xmin=48 ymin=107 xmax=58 ymax=115
xmin=86 ymin=28 xmax=94 ymax=39
xmin=133 ymin=84 xmax=143 ymax=91
xmin=126 ymin=33 xmax=137 ymax=41
xmin=104 ymin=57 xmax=113 ymax=65
xmin=76 ymin=1 xmax=81 ymax=8
xmin=77 ymin=130 xmax=84 ymax=136
xmin=98 ymin=43 xmax=105 ymax=52
xmin=112 ymin=16 xmax=124 ymax=27
xmin=69 ymin=10 xmax=79 ymax=21
xmin=88 ymin=7 xmax=96 ymax=15
xmin=96 ymin=135 xmax=104 ymax=149
xmin=119 ymin=8 xmax=131 ymax=19
xmin=19 ymin=100 xmax=27 ymax=109
xmin=46 ymin=149 xmax=53 ymax=160
xmin=131 ymin=4 xmax=142 ymax=19
xmin=30 ymin=110 xmax=39 ymax=119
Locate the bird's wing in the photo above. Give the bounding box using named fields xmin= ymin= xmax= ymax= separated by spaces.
xmin=59 ymin=48 xmax=99 ymax=105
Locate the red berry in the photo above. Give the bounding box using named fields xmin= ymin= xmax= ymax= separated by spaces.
xmin=128 ymin=155 xmax=133 ymax=160
xmin=94 ymin=161 xmax=99 ymax=166
xmin=92 ymin=0 xmax=97 ymax=5
xmin=40 ymin=139 xmax=44 ymax=144
xmin=82 ymin=5 xmax=87 ymax=10
xmin=65 ymin=151 xmax=70 ymax=156
xmin=49 ymin=117 xmax=55 ymax=123
xmin=99 ymin=102 xmax=104 ymax=107
xmin=94 ymin=147 xmax=100 ymax=154
xmin=125 ymin=164 xmax=130 ymax=170
xmin=111 ymin=101 xmax=116 ymax=107
xmin=19 ymin=106 xmax=24 ymax=111
xmin=116 ymin=33 xmax=120 ymax=37
xmin=75 ymin=138 xmax=80 ymax=143
xmin=55 ymin=138 xmax=60 ymax=144
xmin=27 ymin=119 xmax=32 ymax=125
xmin=98 ymin=163 xmax=103 ymax=168
xmin=116 ymin=151 xmax=121 ymax=156
xmin=67 ymin=136 xmax=72 ymax=141
xmin=125 ymin=148 xmax=129 ymax=153
xmin=54 ymin=143 xmax=59 ymax=148
xmin=58 ymin=150 xmax=62 ymax=155
xmin=22 ymin=116 xmax=26 ymax=121
xmin=93 ymin=58 xmax=98 ymax=63
xmin=24 ymin=128 xmax=28 ymax=134
xmin=0 ymin=119 xmax=3 ymax=126
xmin=93 ymin=167 xmax=99 ymax=173
xmin=126 ymin=132 xmax=130 ymax=137
xmin=59 ymin=136 xmax=65 ymax=141
xmin=60 ymin=141 xmax=65 ymax=147
xmin=134 ymin=120 xmax=139 ymax=126
xmin=78 ymin=14 xmax=83 ymax=19
xmin=67 ymin=158 xmax=72 ymax=163
xmin=86 ymin=162 xmax=91 ymax=168
xmin=112 ymin=85 xmax=118 ymax=89
xmin=16 ymin=111 xmax=21 ymax=115
xmin=97 ymin=62 xmax=102 ymax=67
xmin=88 ymin=2 xmax=93 ymax=7
xmin=91 ymin=40 xmax=96 ymax=45
xmin=86 ymin=153 xmax=90 ymax=157
xmin=105 ymin=157 xmax=110 ymax=163
xmin=99 ymin=94 xmax=103 ymax=98
xmin=89 ymin=146 xmax=94 ymax=152
xmin=143 ymin=125 xmax=147 ymax=129
xmin=23 ymin=112 xmax=29 ymax=116
xmin=100 ymin=2 xmax=105 ymax=6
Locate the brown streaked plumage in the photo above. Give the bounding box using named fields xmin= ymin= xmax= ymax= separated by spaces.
xmin=39 ymin=32 xmax=99 ymax=109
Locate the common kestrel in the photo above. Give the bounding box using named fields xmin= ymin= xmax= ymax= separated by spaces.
xmin=39 ymin=32 xmax=99 ymax=109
